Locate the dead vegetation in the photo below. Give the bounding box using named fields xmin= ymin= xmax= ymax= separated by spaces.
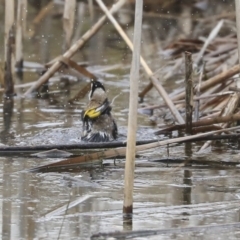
xmin=1 ymin=0 xmax=240 ymax=239
xmin=0 ymin=0 xmax=239 ymax=165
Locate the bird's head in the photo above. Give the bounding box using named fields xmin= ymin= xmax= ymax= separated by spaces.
xmin=89 ymin=80 xmax=106 ymax=99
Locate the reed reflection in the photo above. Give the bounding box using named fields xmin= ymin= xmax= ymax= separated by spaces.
xmin=1 ymin=98 xmax=14 ymax=144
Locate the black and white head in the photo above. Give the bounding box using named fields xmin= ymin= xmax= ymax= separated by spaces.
xmin=89 ymin=80 xmax=106 ymax=100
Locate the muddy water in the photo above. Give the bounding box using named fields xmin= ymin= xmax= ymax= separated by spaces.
xmin=0 ymin=3 xmax=240 ymax=240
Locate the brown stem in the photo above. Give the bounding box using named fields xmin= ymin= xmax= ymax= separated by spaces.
xmin=155 ymin=113 xmax=240 ymax=135
xmin=23 ymin=0 xmax=126 ymax=97
xmin=4 ymin=26 xmax=15 ymax=97
xmin=172 ymin=64 xmax=240 ymax=101
xmin=185 ymin=51 xmax=193 ymax=134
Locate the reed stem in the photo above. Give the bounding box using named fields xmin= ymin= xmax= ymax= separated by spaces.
xmin=123 ymin=0 xmax=143 ymax=215
xmin=185 ymin=51 xmax=193 ymax=134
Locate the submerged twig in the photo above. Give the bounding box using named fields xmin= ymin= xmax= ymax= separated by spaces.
xmin=91 ymin=222 xmax=240 ymax=239
xmin=29 ymin=126 xmax=240 ymax=172
xmin=30 ymin=1 xmax=53 ymax=37
xmin=0 ymin=140 xmax=158 ymax=155
xmin=42 ymin=195 xmax=93 ymax=221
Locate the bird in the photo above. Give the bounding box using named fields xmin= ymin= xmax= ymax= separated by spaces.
xmin=81 ymin=80 xmax=118 ymax=142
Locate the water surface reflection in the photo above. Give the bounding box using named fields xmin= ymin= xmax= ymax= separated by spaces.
xmin=0 ymin=2 xmax=239 ymax=239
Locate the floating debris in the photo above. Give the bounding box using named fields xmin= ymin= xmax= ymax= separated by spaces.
xmin=31 ymin=149 xmax=73 ymax=158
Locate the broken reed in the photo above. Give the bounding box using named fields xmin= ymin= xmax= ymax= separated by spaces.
xmin=155 ymin=113 xmax=240 ymax=135
xmin=194 ymin=62 xmax=205 ymax=121
xmin=29 ymin=126 xmax=240 ymax=173
xmin=185 ymin=51 xmax=193 ymax=135
xmin=23 ymin=0 xmax=126 ymax=97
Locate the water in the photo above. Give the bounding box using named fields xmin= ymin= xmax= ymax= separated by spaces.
xmin=0 ymin=2 xmax=240 ymax=239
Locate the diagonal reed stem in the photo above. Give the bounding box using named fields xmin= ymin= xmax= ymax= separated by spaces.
xmin=95 ymin=0 xmax=184 ymax=124
xmin=23 ymin=0 xmax=126 ymax=97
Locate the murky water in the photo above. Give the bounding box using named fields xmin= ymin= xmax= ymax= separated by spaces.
xmin=0 ymin=2 xmax=240 ymax=240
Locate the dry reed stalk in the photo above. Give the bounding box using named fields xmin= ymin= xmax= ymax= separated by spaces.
xmin=179 ymin=5 xmax=192 ymax=36
xmin=95 ymin=0 xmax=184 ymax=124
xmin=91 ymin=221 xmax=240 ymax=239
xmin=72 ymin=2 xmax=85 ymax=43
xmin=199 ymin=111 xmax=221 ymax=120
xmin=16 ymin=0 xmax=25 ymax=71
xmin=68 ymin=82 xmax=91 ymax=102
xmin=5 ymin=0 xmax=14 ymax=60
xmin=207 ymin=97 xmax=230 ymax=113
xmin=30 ymin=126 xmax=240 ymax=172
xmin=194 ymin=62 xmax=205 ymax=121
xmin=208 ymin=65 xmax=229 ymax=79
xmin=195 ymin=20 xmax=224 ymax=65
xmin=199 ymin=92 xmax=240 ymax=151
xmin=154 ymin=36 xmax=238 ymax=91
xmin=119 ymin=8 xmax=234 ymax=23
xmin=4 ymin=0 xmax=15 ymax=97
xmin=191 ymin=125 xmax=222 ymax=134
xmin=207 ymin=52 xmax=235 ymax=65
xmin=22 ymin=0 xmax=27 ymax=37
xmin=32 ymin=1 xmax=53 ymax=25
xmin=23 ymin=0 xmax=126 ymax=97
xmin=172 ymin=64 xmax=240 ymax=101
xmin=27 ymin=1 xmax=53 ymax=38
xmin=88 ymin=0 xmax=94 ymax=21
xmin=123 ymin=0 xmax=143 ymax=215
xmin=220 ymin=93 xmax=240 ymax=117
xmin=46 ymin=57 xmax=97 ymax=81
xmin=63 ymin=0 xmax=76 ymax=50
xmin=197 ymin=91 xmax=232 ymax=102
xmin=0 ymin=66 xmax=4 ymax=87
xmin=162 ymin=58 xmax=182 ymax=81
xmin=200 ymin=79 xmax=234 ymax=108
xmin=235 ymin=0 xmax=240 ymax=91
xmin=138 ymin=82 xmax=153 ymax=100
xmin=68 ymin=60 xmax=97 ymax=80
xmin=4 ymin=27 xmax=15 ymax=97
xmin=229 ymin=86 xmax=240 ymax=92
xmin=201 ymin=96 xmax=229 ymax=114
xmin=155 ymin=113 xmax=240 ymax=134
xmin=185 ymin=52 xmax=193 ymax=134
xmin=139 ymin=91 xmax=233 ymax=111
